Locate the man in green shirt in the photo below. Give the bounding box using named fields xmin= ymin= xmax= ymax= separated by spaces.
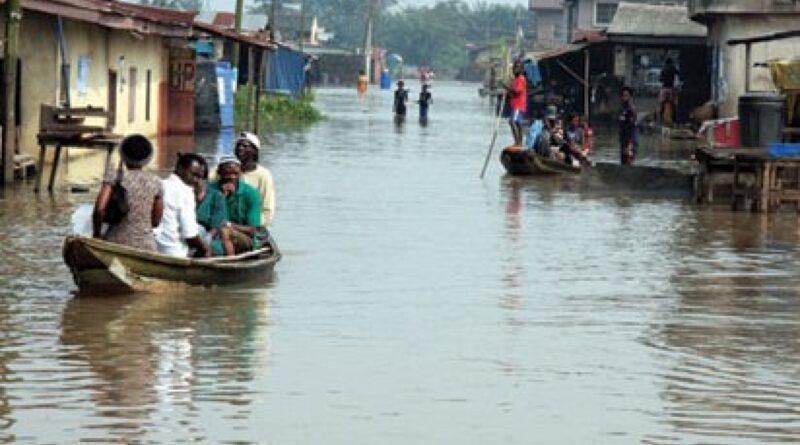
xmin=210 ymin=156 xmax=262 ymax=253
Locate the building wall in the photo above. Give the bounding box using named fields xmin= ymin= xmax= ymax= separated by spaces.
xmin=11 ymin=12 xmax=169 ymax=159
xmin=16 ymin=12 xmax=59 ymax=159
xmin=535 ymin=9 xmax=565 ymax=46
xmin=708 ymin=14 xmax=800 ymax=117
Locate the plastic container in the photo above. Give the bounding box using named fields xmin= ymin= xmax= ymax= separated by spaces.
xmin=767 ymin=142 xmax=800 ymax=157
xmin=697 ymin=117 xmax=741 ymax=148
xmin=739 ymin=93 xmax=785 ymax=147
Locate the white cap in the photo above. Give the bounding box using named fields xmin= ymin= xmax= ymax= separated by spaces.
xmin=236 ymin=131 xmax=261 ymax=150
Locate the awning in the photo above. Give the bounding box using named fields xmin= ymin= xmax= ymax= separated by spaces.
xmin=526 ymin=43 xmax=588 ymax=63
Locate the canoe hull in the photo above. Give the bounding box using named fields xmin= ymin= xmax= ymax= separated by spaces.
xmin=500 ymin=147 xmax=581 ymax=176
xmin=63 ymin=235 xmax=281 ymax=295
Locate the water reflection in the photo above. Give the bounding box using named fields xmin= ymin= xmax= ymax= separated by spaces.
xmin=59 ymin=289 xmax=269 ymax=443
xmin=646 ymin=211 xmax=800 ymax=444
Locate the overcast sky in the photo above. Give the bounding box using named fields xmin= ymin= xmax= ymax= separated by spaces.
xmin=205 ymin=0 xmax=528 ymax=12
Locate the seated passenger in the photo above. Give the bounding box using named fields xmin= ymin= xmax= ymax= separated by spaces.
xmin=563 ymin=113 xmax=590 ymax=165
xmin=93 ymin=134 xmax=163 ymax=251
xmin=155 ymin=153 xmax=212 ymax=258
xmin=211 ymin=157 xmax=263 ymax=254
xmin=234 ymin=131 xmax=275 ymax=226
xmin=194 ymin=158 xmax=235 ymax=256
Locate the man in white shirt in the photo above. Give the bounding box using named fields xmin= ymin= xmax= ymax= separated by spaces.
xmin=155 ymin=153 xmax=212 ymax=257
xmin=234 ymin=131 xmax=276 ymax=226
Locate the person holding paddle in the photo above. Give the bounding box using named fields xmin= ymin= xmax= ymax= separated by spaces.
xmin=504 ymin=60 xmax=527 ymax=147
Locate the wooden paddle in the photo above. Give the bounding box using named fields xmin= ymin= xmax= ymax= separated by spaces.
xmin=479 ymin=93 xmax=507 ymax=179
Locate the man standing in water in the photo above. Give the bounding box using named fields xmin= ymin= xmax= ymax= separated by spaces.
xmin=393 ymin=80 xmax=408 ymax=119
xmin=504 ymin=61 xmax=527 ymax=147
xmin=619 ymin=86 xmax=638 ymax=165
xmin=418 ymin=84 xmax=432 ymax=121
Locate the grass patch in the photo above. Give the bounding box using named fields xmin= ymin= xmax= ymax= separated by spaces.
xmin=235 ymin=85 xmax=323 ymax=130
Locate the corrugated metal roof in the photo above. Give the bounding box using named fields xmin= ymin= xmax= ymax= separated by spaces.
xmin=527 ymin=43 xmax=587 ymax=62
xmin=606 ymin=2 xmax=706 ymax=38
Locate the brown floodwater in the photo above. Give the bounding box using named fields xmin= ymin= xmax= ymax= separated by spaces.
xmin=0 ymin=82 xmax=799 ymax=444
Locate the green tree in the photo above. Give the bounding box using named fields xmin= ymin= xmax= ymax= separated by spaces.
xmin=375 ymin=1 xmax=533 ymax=74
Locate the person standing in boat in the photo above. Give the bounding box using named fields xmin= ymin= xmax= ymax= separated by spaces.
xmin=211 ymin=157 xmax=263 ymax=254
xmin=504 ymin=60 xmax=527 ymax=147
xmin=234 ymin=132 xmax=275 ymax=227
xmin=155 ymin=153 xmax=212 ymax=258
xmin=92 ymin=134 xmax=163 ymax=252
xmin=619 ymin=86 xmax=638 ymax=165
xmin=393 ymin=80 xmax=408 ymax=120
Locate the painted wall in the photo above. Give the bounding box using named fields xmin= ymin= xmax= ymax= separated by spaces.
xmin=708 ymin=14 xmax=800 ymax=117
xmin=15 ymin=12 xmax=59 ymax=159
xmin=10 ymin=12 xmax=169 ymax=159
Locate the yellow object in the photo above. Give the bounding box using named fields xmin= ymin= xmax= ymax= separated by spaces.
xmin=357 ymin=74 xmax=368 ymax=95
xmin=768 ymin=60 xmax=800 ymax=124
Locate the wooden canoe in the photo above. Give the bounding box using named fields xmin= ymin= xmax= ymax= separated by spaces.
xmin=500 ymin=146 xmax=581 ymax=176
xmin=62 ymin=235 xmax=281 ymax=295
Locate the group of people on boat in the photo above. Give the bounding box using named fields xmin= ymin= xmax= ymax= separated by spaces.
xmin=92 ymin=131 xmax=275 ymax=258
xmin=502 ymin=58 xmax=646 ymax=166
xmin=503 ymin=60 xmax=592 ymax=167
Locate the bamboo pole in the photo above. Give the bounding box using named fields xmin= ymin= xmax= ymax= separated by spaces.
xmin=3 ymin=0 xmax=21 ymax=185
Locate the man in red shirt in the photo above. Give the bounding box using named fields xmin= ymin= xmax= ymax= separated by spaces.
xmin=505 ymin=61 xmax=527 ymax=146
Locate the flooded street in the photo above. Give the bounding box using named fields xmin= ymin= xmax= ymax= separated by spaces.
xmin=1 ymin=81 xmax=800 ymax=443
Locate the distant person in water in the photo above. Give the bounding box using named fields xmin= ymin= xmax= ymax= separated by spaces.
xmin=504 ymin=60 xmax=527 ymax=146
xmin=357 ymin=69 xmax=368 ymax=97
xmin=418 ymin=84 xmax=432 ymax=121
xmin=393 ymin=80 xmax=408 ymax=119
xmin=619 ymin=86 xmax=638 ymax=165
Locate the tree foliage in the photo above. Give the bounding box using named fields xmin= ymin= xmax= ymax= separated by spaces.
xmin=376 ymin=1 xmax=533 ymax=73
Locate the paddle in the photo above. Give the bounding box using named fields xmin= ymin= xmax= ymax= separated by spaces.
xmin=479 ymin=92 xmax=507 ymax=179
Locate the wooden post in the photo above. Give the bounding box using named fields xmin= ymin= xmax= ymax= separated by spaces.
xmin=3 ymin=0 xmax=21 ymax=185
xmin=299 ymin=0 xmax=306 ymax=52
xmin=254 ymin=48 xmax=266 ymax=135
xmin=744 ymin=42 xmax=751 ymax=93
xmin=246 ymin=45 xmax=256 ymax=131
xmin=232 ymin=0 xmax=244 ymax=68
xmin=583 ymin=49 xmax=590 ymax=120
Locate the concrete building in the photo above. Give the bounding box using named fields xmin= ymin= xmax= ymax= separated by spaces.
xmin=529 ymin=0 xmax=565 ymax=48
xmin=0 ymin=0 xmax=199 ymax=161
xmin=689 ymin=0 xmax=800 ymax=117
xmin=531 ymin=0 xmax=688 ymax=44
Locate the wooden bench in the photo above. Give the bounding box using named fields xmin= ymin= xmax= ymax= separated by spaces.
xmin=35 ymin=105 xmax=120 ymax=193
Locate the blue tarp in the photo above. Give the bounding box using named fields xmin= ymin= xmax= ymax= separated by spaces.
xmin=216 ymin=62 xmax=235 ymax=129
xmin=264 ymin=46 xmax=306 ymax=96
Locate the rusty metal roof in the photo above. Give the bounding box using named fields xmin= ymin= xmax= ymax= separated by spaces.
xmin=9 ymin=0 xmax=197 ymax=37
xmin=212 ymin=12 xmax=235 ymax=28
xmin=193 ymin=21 xmax=276 ymax=50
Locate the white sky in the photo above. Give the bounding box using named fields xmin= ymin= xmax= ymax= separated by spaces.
xmin=204 ymin=0 xmax=528 ymax=12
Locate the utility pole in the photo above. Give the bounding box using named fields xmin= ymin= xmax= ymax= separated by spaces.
xmin=363 ymin=0 xmax=377 ymax=82
xmin=269 ymin=0 xmax=277 ymax=41
xmin=299 ymin=0 xmax=306 ymax=52
xmin=232 ymin=0 xmax=244 ymax=68
xmin=2 ymin=0 xmax=21 ymax=185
